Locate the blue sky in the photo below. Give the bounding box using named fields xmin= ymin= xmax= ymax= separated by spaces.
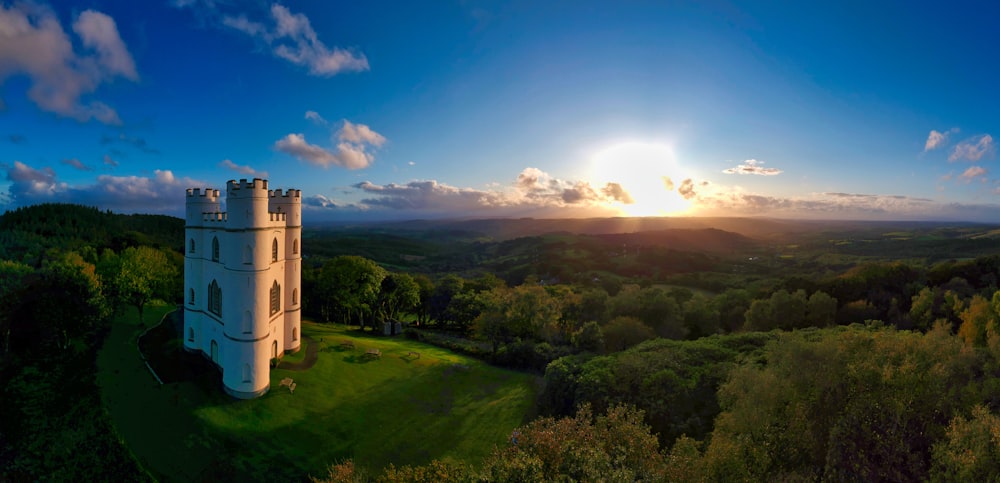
xmin=2 ymin=0 xmax=1000 ymax=221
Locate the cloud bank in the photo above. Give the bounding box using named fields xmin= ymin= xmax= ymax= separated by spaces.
xmin=0 ymin=3 xmax=138 ymax=123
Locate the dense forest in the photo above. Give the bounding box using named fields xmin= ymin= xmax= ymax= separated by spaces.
xmin=6 ymin=203 xmax=1000 ymax=480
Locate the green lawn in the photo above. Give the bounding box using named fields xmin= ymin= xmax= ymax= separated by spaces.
xmin=97 ymin=306 xmax=538 ymax=481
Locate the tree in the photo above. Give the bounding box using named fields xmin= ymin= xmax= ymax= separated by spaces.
xmin=931 ymin=405 xmax=1000 ymax=482
xmin=958 ymin=294 xmax=998 ymax=347
xmin=101 ymin=246 xmax=177 ymax=323
xmin=429 ymin=274 xmax=464 ymax=325
xmin=571 ymin=321 xmax=604 ymax=354
xmin=602 ymin=316 xmax=655 ymax=352
xmin=0 ymin=260 xmax=33 ymax=356
xmin=805 ymin=291 xmax=837 ymax=328
xmin=317 ymin=256 xmax=387 ymax=327
xmin=376 ymin=272 xmax=419 ymax=322
xmin=683 ymin=293 xmax=720 ymax=339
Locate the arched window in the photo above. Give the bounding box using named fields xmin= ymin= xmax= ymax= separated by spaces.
xmin=292 ymin=327 xmax=298 ymax=341
xmin=189 ymin=288 xmax=195 ymax=305
xmin=189 ymin=238 xmax=195 ymax=253
xmin=272 ymin=340 xmax=278 ymax=359
xmin=292 ymin=288 xmax=298 ymax=305
xmin=212 ymin=236 xmax=220 ymax=262
xmin=208 ymin=279 xmax=222 ymax=316
xmin=187 ymin=327 xmax=194 ymax=342
xmin=293 ymin=239 xmax=299 ymax=255
xmin=243 ymin=244 xmax=252 ymax=264
xmin=242 ymin=310 xmax=252 ymax=334
xmin=210 ymin=340 xmax=219 ymax=364
xmin=269 ymin=280 xmax=281 ymax=316
xmin=242 ymin=364 xmax=251 ymax=382
xmin=271 ymin=238 xmax=279 ymax=262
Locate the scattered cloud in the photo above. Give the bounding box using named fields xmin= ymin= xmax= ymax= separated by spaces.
xmin=662 ymin=176 xmax=674 ymax=191
xmin=677 ymin=179 xmax=697 ymax=199
xmin=8 ymin=134 xmax=26 ymax=144
xmin=924 ymin=128 xmax=959 ymax=151
xmin=103 ymin=154 xmax=118 ymax=168
xmin=275 ymin=120 xmax=385 ymax=170
xmin=2 ymin=161 xmax=204 ymax=214
xmin=175 ymin=2 xmax=368 ymax=76
xmin=959 ymin=165 xmax=987 ymax=182
xmin=723 ymin=159 xmax=783 ymax=176
xmin=949 ymin=134 xmax=995 ymax=162
xmin=61 ymin=158 xmax=94 ymax=171
xmin=408 ymin=161 xmax=415 ymax=166
xmin=219 ymin=159 xmax=268 ymax=178
xmin=0 ymin=3 xmax=137 ymax=123
xmin=100 ymin=133 xmax=159 ymax=154
xmin=305 ymin=110 xmax=328 ymax=124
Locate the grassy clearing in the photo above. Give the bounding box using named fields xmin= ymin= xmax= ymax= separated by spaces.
xmin=97 ymin=307 xmax=538 ymax=481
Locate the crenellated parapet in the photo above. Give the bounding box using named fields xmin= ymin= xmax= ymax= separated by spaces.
xmin=226 ymin=178 xmax=269 ymax=198
xmin=269 ymin=189 xmax=302 ymax=200
xmin=187 ymin=188 xmax=221 ymax=199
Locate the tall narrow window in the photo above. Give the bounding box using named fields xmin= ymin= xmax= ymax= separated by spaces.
xmin=211 ymin=340 xmax=219 ymax=364
xmin=189 ymin=288 xmax=195 ymax=305
xmin=242 ymin=364 xmax=251 ymax=382
xmin=243 ymin=244 xmax=252 ymax=264
xmin=293 ymin=239 xmax=299 ymax=255
xmin=208 ymin=279 xmax=222 ymax=316
xmin=189 ymin=238 xmax=195 ymax=253
xmin=271 ymin=238 xmax=278 ymax=262
xmin=269 ymin=280 xmax=281 ymax=315
xmin=292 ymin=288 xmax=298 ymax=305
xmin=292 ymin=327 xmax=298 ymax=341
xmin=272 ymin=340 xmax=278 ymax=359
xmin=242 ymin=310 xmax=252 ymax=334
xmin=187 ymin=327 xmax=194 ymax=342
xmin=212 ymin=236 xmax=220 ymax=262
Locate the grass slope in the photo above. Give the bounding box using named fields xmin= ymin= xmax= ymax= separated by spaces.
xmin=98 ymin=307 xmax=537 ymax=481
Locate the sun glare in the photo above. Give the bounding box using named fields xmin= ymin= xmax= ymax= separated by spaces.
xmin=589 ymin=142 xmax=692 ymax=216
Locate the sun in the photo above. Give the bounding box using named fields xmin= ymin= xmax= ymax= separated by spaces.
xmin=589 ymin=142 xmax=693 ymax=216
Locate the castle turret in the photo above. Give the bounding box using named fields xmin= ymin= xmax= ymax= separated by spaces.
xmin=270 ymin=188 xmax=303 ymax=352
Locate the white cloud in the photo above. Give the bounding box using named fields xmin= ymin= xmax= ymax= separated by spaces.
xmin=182 ymin=3 xmax=369 ymax=76
xmin=338 ymin=120 xmax=386 ymax=146
xmin=949 ymin=134 xmax=995 ymax=162
xmin=305 ymin=110 xmax=327 ymax=124
xmin=959 ymin=165 xmax=987 ymax=182
xmin=2 ymin=161 xmax=204 ymax=214
xmin=274 ymin=120 xmax=385 ymax=170
xmin=61 ymin=158 xmax=94 ymax=171
xmin=0 ymin=4 xmax=137 ymax=123
xmin=924 ymin=127 xmax=960 ymax=152
xmin=219 ymin=159 xmax=268 ymax=178
xmin=722 ymin=159 xmax=783 ymax=176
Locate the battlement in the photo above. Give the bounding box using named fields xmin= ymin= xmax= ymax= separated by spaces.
xmin=269 ymin=212 xmax=287 ymax=222
xmin=227 ymin=178 xmax=269 ymax=196
xmin=203 ymin=212 xmax=228 ymax=222
xmin=269 ymin=189 xmax=302 ymax=199
xmin=187 ymin=188 xmax=221 ymax=198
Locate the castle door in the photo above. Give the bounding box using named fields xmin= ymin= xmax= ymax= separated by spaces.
xmin=211 ymin=340 xmax=219 ymax=364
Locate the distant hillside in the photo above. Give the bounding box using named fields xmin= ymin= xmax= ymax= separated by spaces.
xmin=0 ymin=203 xmax=184 ymax=263
xmin=595 ymin=228 xmax=757 ymax=253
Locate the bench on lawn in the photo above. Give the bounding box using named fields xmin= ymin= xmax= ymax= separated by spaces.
xmin=340 ymin=340 xmax=355 ymax=349
xmin=289 ymin=382 xmax=297 ymax=394
xmin=279 ymin=377 xmax=293 ymax=388
xmin=365 ymin=348 xmax=382 ymax=359
xmin=407 ymin=351 xmax=420 ymax=359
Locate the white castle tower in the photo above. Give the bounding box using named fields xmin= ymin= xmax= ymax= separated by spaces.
xmin=183 ymin=178 xmax=302 ymax=398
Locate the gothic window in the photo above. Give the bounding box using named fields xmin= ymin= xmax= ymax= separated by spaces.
xmin=292 ymin=288 xmax=298 ymax=305
xmin=293 ymin=239 xmax=299 ymax=255
xmin=189 ymin=288 xmax=195 ymax=305
xmin=208 ymin=279 xmax=222 ymax=316
xmin=269 ymin=280 xmax=281 ymax=316
xmin=212 ymin=236 xmax=220 ymax=262
xmin=189 ymin=238 xmax=195 ymax=253
xmin=187 ymin=327 xmax=194 ymax=342
xmin=271 ymin=238 xmax=278 ymax=262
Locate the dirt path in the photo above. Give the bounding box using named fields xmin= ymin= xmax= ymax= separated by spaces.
xmin=277 ymin=335 xmax=319 ymax=371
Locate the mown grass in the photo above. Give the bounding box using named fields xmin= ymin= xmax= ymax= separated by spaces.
xmin=97 ymin=307 xmax=538 ymax=481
